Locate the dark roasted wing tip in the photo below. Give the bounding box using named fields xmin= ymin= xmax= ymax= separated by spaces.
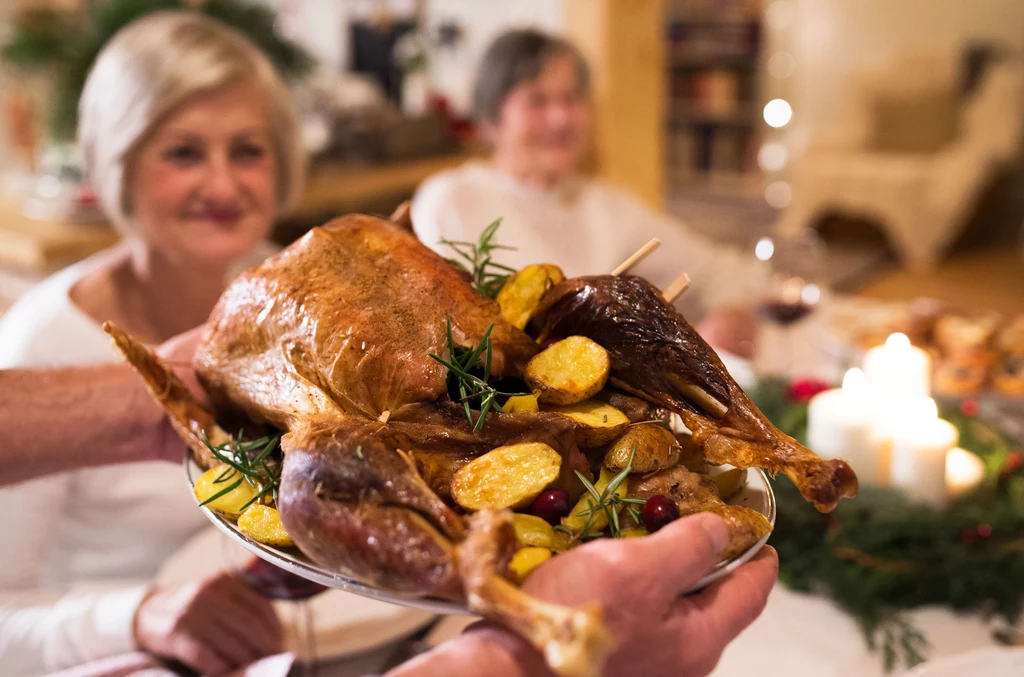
xmin=808 ymin=459 xmax=860 ymax=513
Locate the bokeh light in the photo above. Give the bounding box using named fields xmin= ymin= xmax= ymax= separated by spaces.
xmin=763 ymin=99 xmax=793 ymax=128
xmin=755 ymin=237 xmax=775 ymax=261
xmin=768 ymin=51 xmax=796 ymax=79
xmin=758 ymin=142 xmax=789 ymax=172
xmin=764 ymin=180 xmax=793 ymax=208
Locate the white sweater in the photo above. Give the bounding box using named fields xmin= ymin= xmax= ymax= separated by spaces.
xmin=411 ymin=162 xmax=767 ymax=320
xmin=0 ymin=255 xmax=239 ymax=676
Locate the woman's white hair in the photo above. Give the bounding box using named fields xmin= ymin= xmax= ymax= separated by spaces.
xmin=78 ymin=11 xmax=305 ymax=234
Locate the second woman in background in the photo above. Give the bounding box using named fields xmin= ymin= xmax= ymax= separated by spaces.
xmin=413 ymin=28 xmax=765 ymax=358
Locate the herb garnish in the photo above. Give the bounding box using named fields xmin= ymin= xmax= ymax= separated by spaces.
xmin=555 ymin=448 xmax=648 ymax=541
xmin=199 ymin=430 xmax=282 ymax=511
xmin=440 ymin=218 xmax=517 ymax=298
xmin=429 ymin=318 xmax=526 ymax=432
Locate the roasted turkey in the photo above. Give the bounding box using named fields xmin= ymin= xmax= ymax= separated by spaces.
xmin=106 ymin=214 xmax=857 ymax=677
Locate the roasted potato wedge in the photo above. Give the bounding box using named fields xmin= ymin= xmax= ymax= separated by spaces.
xmin=562 ymin=468 xmax=628 ymax=533
xmin=675 ymin=432 xmax=710 ymax=473
xmin=194 ymin=465 xmax=258 ymax=519
xmin=237 ymin=504 xmax=295 ymax=547
xmin=711 ymin=467 xmax=747 ymax=500
xmin=525 ymin=336 xmax=610 ymax=405
xmin=508 ymin=546 xmax=553 ymax=583
xmin=496 ymin=264 xmax=565 ymax=329
xmin=513 ymin=513 xmax=557 ymax=549
xmin=451 ymin=443 xmax=562 ymax=510
xmin=546 ymin=400 xmax=630 ymax=448
xmin=503 ymin=392 xmax=540 ymax=413
xmin=603 ymin=423 xmax=682 ymax=474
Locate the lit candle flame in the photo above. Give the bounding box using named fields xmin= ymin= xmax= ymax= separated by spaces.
xmin=886 ymin=332 xmax=911 ymax=350
xmin=841 ymin=368 xmax=866 ymax=399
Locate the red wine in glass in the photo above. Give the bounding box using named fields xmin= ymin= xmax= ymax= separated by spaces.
xmin=760 ymin=298 xmax=814 ymax=326
xmin=240 ymin=557 xmax=328 ymax=601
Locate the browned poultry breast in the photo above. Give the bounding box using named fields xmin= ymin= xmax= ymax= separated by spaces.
xmin=195 ymin=214 xmax=538 ymax=425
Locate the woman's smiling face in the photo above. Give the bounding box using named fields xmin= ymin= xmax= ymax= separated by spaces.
xmin=128 ymin=82 xmax=278 ymax=264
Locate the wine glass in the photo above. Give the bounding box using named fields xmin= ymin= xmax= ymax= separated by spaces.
xmin=222 ymin=540 xmax=328 ymax=675
xmin=754 ymin=231 xmax=826 ymax=376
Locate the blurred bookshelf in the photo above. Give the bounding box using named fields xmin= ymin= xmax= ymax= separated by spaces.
xmin=665 ymin=0 xmax=763 ymax=194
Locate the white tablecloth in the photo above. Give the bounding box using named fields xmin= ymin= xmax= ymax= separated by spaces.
xmin=418 ymin=585 xmax=1007 ymax=677
xmin=712 ymin=584 xmax=1004 ymax=677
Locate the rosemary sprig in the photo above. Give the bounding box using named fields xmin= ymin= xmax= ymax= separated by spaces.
xmin=428 ymin=318 xmax=526 ymax=431
xmin=558 ymin=448 xmax=648 ymax=541
xmin=440 ymin=218 xmax=517 ymax=298
xmin=199 ymin=430 xmax=283 ymax=511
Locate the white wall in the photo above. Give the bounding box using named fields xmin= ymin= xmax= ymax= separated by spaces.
xmin=423 ymin=0 xmax=564 ymax=114
xmin=779 ymin=0 xmax=1024 ymax=149
xmin=261 ymin=0 xmax=564 ymax=114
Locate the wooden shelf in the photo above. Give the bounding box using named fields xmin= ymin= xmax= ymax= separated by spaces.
xmin=0 ymin=196 xmax=119 ymax=272
xmin=670 ymin=53 xmax=758 ymax=69
xmin=670 ymin=104 xmax=756 ymax=127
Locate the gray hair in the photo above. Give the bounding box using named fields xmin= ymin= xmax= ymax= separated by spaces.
xmin=472 ymin=28 xmax=591 ymax=123
xmin=78 ymin=11 xmax=305 ymax=235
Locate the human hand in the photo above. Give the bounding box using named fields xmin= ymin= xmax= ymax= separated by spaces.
xmin=134 ymin=571 xmax=283 ymax=676
xmin=418 ymin=513 xmax=775 ymax=677
xmin=696 ymin=307 xmax=757 ymax=360
xmin=387 ymin=514 xmax=775 ymax=677
xmin=518 ymin=513 xmax=777 ymax=676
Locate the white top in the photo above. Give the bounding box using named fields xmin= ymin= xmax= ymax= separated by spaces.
xmin=412 ymin=162 xmax=767 ymax=319
xmin=0 ymin=248 xmax=269 ymax=676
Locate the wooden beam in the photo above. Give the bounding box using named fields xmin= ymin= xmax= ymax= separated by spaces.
xmin=564 ymin=0 xmax=665 ymax=208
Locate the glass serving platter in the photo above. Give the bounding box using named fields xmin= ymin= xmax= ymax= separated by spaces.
xmin=185 ymin=456 xmax=775 ymax=613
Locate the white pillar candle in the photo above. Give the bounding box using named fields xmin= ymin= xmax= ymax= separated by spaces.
xmin=863 ymin=333 xmax=931 ymax=405
xmin=889 ymin=398 xmax=958 ymax=507
xmin=807 ymin=368 xmax=880 ymax=484
xmin=946 ymin=447 xmax=986 ymax=499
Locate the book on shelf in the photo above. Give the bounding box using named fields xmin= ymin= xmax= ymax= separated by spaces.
xmin=670 ymin=128 xmax=696 ymax=179
xmin=690 ymin=69 xmax=741 ymax=115
xmin=711 ymin=128 xmax=743 ymax=173
xmin=669 ymin=126 xmax=755 ymax=176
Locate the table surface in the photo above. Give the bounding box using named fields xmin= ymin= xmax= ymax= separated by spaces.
xmin=306 ymin=585 xmax=1011 ymax=677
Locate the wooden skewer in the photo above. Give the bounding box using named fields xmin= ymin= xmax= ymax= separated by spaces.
xmin=611 ymin=238 xmax=661 ymax=276
xmin=389 ymin=200 xmax=414 ymax=233
xmin=662 ymin=272 xmax=691 ymax=303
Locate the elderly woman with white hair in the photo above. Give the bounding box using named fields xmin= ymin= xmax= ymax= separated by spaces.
xmin=0 ymin=12 xmax=305 ymax=676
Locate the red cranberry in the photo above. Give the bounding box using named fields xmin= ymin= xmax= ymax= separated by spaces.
xmin=530 ymin=489 xmax=570 ymax=524
xmin=642 ymin=495 xmax=680 ymax=533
